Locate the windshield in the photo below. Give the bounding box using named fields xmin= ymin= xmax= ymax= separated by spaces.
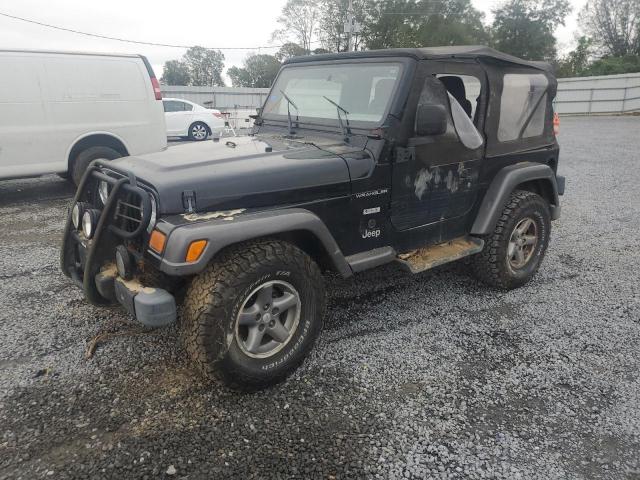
xmin=262 ymin=62 xmax=403 ymax=126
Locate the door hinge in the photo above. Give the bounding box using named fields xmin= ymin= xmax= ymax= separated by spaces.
xmin=182 ymin=191 xmax=196 ymax=213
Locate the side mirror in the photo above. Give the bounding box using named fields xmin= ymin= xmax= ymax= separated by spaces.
xmin=416 ymin=104 xmax=448 ymax=137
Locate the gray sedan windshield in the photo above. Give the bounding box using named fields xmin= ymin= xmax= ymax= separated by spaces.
xmin=263 ymin=63 xmax=403 ymax=125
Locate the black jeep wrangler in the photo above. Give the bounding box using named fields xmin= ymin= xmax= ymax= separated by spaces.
xmin=62 ymin=46 xmax=565 ymax=390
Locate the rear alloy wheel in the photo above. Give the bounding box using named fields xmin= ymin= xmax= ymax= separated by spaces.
xmin=189 ymin=122 xmax=209 ymax=141
xmin=507 ymin=217 xmax=538 ymax=270
xmin=472 ymin=190 xmax=551 ymax=290
xmin=71 ymin=146 xmax=121 ymax=186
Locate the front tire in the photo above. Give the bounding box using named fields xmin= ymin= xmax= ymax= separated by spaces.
xmin=472 ymin=190 xmax=551 ymax=290
xmin=182 ymin=239 xmax=325 ymax=391
xmin=188 ymin=122 xmax=209 ymax=141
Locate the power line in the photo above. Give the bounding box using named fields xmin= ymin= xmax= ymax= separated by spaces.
xmin=0 ymin=11 xmax=292 ymax=50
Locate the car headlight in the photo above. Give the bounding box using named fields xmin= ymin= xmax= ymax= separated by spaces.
xmin=71 ymin=203 xmax=81 ymax=229
xmin=82 ymin=209 xmax=100 ymax=239
xmin=145 ymin=195 xmax=157 ymax=233
xmin=98 ymin=181 xmax=110 ymax=205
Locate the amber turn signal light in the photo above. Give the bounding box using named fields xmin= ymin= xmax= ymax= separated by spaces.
xmin=149 ymin=230 xmax=167 ymax=254
xmin=185 ymin=240 xmax=208 ymax=263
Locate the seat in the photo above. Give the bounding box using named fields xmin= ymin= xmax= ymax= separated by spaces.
xmin=439 ymin=76 xmax=473 ymax=119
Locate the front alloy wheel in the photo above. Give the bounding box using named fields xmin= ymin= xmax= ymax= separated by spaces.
xmin=235 ymin=280 xmax=301 ymax=358
xmin=182 ymin=239 xmax=325 ymax=391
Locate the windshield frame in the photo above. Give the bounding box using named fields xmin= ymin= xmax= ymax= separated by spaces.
xmin=260 ymin=57 xmax=411 ymax=132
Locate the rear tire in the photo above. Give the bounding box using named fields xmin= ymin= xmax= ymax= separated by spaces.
xmin=188 ymin=122 xmax=209 ymax=141
xmin=472 ymin=190 xmax=551 ymax=290
xmin=70 ymin=146 xmax=121 ymax=186
xmin=182 ymin=239 xmax=325 ymax=391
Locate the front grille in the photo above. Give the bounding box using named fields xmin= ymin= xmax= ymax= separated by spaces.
xmin=114 ymin=195 xmax=144 ymax=233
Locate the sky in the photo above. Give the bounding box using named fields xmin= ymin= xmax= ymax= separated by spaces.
xmin=0 ymin=0 xmax=588 ymax=81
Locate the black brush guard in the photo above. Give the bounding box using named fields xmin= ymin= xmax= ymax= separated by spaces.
xmin=60 ymin=160 xmax=152 ymax=305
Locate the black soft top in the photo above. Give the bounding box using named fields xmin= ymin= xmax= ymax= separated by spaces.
xmin=284 ymin=45 xmax=553 ymax=73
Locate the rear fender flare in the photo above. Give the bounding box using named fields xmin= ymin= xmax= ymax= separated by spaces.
xmin=471 ymin=162 xmax=560 ymax=235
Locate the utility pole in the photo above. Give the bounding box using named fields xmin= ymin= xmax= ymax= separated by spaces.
xmin=344 ymin=0 xmax=362 ymax=52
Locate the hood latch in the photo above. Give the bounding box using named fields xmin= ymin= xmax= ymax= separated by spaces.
xmin=182 ymin=191 xmax=196 ymax=213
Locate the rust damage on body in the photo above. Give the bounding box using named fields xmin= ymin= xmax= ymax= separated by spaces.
xmin=413 ymin=163 xmax=466 ymax=200
xmin=397 ymin=236 xmax=484 ymax=274
xmin=182 ymin=208 xmax=246 ymax=222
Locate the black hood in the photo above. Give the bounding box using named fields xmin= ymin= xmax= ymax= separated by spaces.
xmin=110 ymin=136 xmax=360 ymax=215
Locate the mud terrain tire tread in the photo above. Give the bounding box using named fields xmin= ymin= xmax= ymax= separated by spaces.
xmin=472 ymin=190 xmax=551 ymax=290
xmin=182 ymin=239 xmax=325 ymax=391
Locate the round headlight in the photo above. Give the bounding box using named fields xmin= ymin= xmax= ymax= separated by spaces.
xmin=98 ymin=181 xmax=110 ymax=205
xmin=82 ymin=210 xmax=99 ymax=239
xmin=115 ymin=245 xmax=133 ymax=280
xmin=71 ymin=203 xmax=81 ymax=229
xmin=146 ymin=195 xmax=157 ymax=233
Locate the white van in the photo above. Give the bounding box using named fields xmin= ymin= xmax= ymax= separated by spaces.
xmin=0 ymin=50 xmax=167 ymax=184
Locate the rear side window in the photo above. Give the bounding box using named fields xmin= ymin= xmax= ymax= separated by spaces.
xmin=182 ymin=102 xmax=194 ymax=111
xmin=498 ymin=74 xmax=549 ymax=142
xmin=163 ymin=100 xmax=185 ymax=112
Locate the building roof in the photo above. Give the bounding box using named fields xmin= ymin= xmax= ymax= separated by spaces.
xmin=285 ymin=45 xmax=553 ymax=72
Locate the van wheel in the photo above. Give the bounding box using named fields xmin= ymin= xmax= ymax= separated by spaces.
xmin=188 ymin=122 xmax=209 ymax=141
xmin=182 ymin=239 xmax=325 ymax=391
xmin=71 ymin=146 xmax=122 ymax=186
xmin=472 ymin=190 xmax=551 ymax=290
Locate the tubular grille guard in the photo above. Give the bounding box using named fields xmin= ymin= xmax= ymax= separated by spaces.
xmin=60 ymin=159 xmax=153 ymax=305
xmin=90 ymin=169 xmax=152 ymax=239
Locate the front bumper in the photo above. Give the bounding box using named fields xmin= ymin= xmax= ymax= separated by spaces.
xmin=96 ymin=267 xmax=176 ymax=328
xmin=61 ymin=160 xmax=175 ymax=328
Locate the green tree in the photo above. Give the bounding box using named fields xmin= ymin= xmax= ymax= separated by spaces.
xmin=581 ymin=54 xmax=640 ymax=75
xmin=580 ymin=0 xmax=640 ymax=57
xmin=272 ymin=0 xmax=321 ymax=54
xmin=490 ymin=0 xmax=572 ymax=61
xmin=555 ymin=36 xmax=593 ymax=77
xmin=318 ymin=0 xmax=368 ymax=52
xmin=228 ymin=54 xmax=281 ymax=87
xmin=361 ymin=0 xmax=487 ymax=50
xmin=160 ymin=60 xmax=190 ymax=86
xmin=362 ymin=0 xmax=420 ymax=49
xmin=413 ymin=0 xmax=488 ymax=47
xmin=183 ymin=46 xmax=226 ymax=87
xmin=275 ymin=42 xmax=307 ymax=61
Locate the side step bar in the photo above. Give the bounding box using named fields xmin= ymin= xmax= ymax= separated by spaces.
xmin=396 ymin=236 xmax=484 ymax=274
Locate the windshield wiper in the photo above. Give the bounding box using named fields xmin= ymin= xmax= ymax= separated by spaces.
xmin=322 ymin=96 xmax=352 ymax=142
xmin=279 ymin=90 xmax=299 ymax=136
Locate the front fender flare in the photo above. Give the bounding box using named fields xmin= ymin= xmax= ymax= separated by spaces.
xmin=471 ymin=162 xmax=561 ymax=236
xmin=155 ymin=208 xmax=353 ymax=277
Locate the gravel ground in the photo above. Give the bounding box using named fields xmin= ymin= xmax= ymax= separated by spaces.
xmin=1 ymin=116 xmax=639 ymax=479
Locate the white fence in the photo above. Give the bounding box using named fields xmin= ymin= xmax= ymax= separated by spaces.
xmin=161 ymin=85 xmax=268 ymax=112
xmin=162 ymin=72 xmax=640 ymax=118
xmin=556 ymin=73 xmax=640 ymax=115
